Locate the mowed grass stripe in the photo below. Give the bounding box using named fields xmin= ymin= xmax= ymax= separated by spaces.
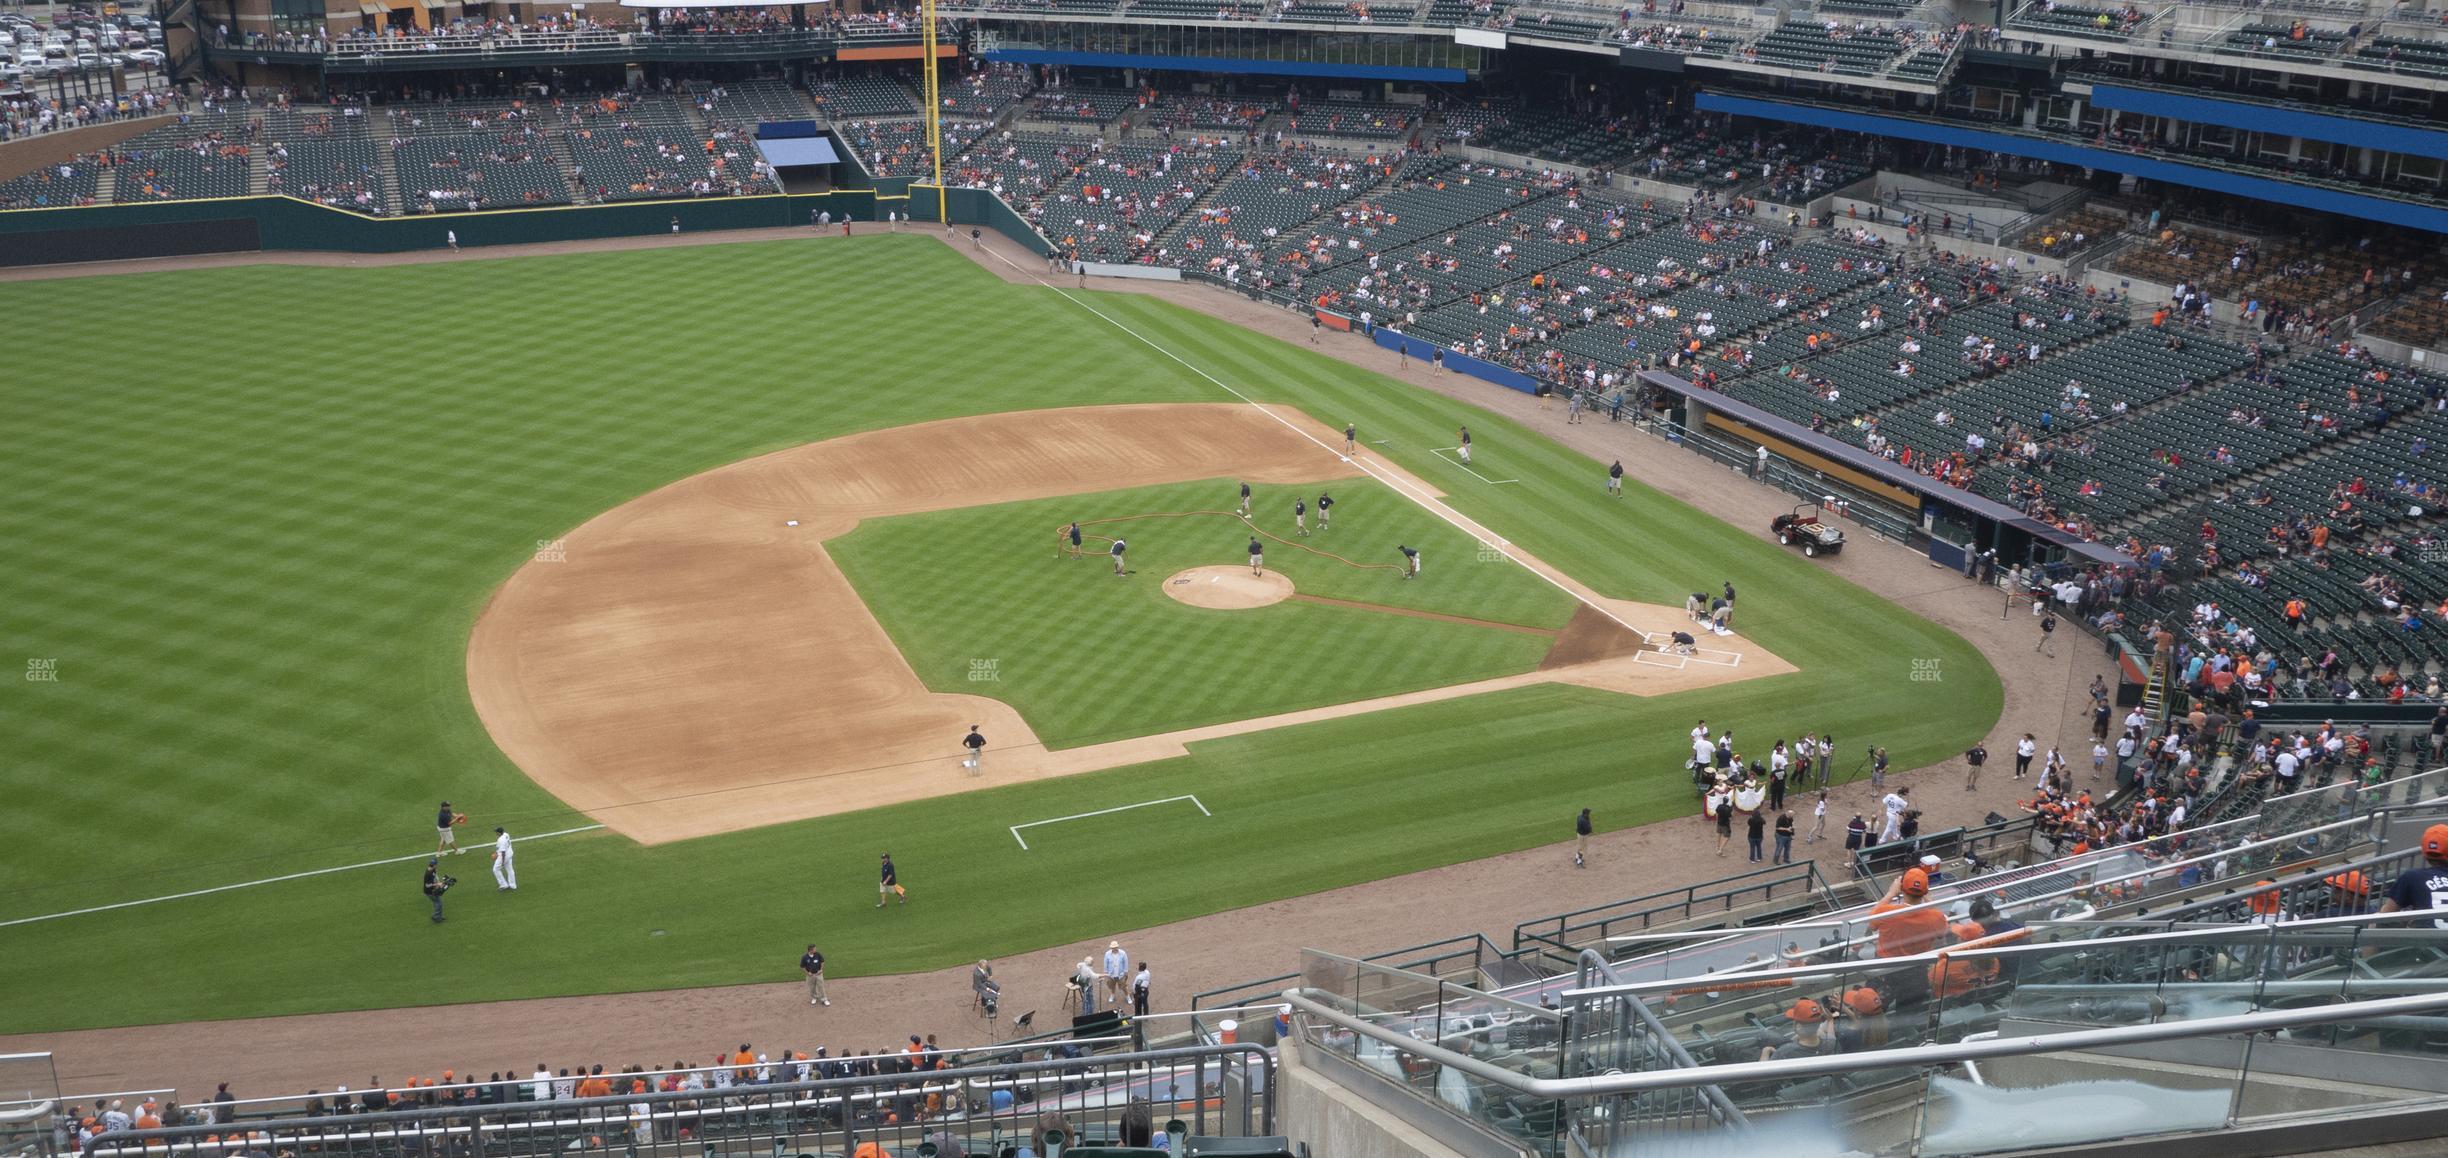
xmin=0 ymin=237 xmax=1997 ymax=1031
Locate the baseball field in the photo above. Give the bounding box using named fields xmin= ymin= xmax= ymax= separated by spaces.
xmin=0 ymin=234 xmax=2000 ymax=1033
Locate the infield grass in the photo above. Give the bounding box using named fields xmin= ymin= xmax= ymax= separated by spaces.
xmin=0 ymin=235 xmax=1999 ymax=1031
xmin=829 ymin=477 xmax=1575 ymax=746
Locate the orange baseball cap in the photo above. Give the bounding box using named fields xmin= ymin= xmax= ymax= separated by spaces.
xmin=1841 ymin=986 xmax=1884 ymax=1015
xmin=2325 ymin=870 xmax=2369 ymax=896
xmin=2425 ymin=824 xmax=2448 ymax=858
xmin=1785 ymin=998 xmax=1823 ymax=1022
xmin=1900 ymin=868 xmax=1929 ymax=895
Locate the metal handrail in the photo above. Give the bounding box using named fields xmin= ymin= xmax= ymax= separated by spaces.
xmin=81 ymin=1044 xmax=1273 ymax=1156
xmin=1285 ymin=985 xmax=2448 ymax=1096
xmin=1559 ymin=908 xmax=2448 ymax=1004
xmin=1573 ymin=949 xmax=1749 ymax=1130
xmin=1596 ymin=802 xmax=2394 ymax=984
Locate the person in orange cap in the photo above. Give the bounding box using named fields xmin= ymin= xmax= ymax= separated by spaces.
xmin=1869 ymin=868 xmax=1949 ymax=957
xmin=2245 ymin=880 xmax=2285 ymax=925
xmin=2311 ymin=871 xmax=2371 ymax=919
xmin=2382 ymin=824 xmax=2448 ymax=929
xmin=1836 ymin=985 xmax=1888 ymax=1050
xmin=1928 ymin=921 xmax=2001 ymax=1000
xmin=1758 ymin=998 xmax=1840 ymax=1061
xmin=1868 ymin=867 xmax=1948 ymax=1009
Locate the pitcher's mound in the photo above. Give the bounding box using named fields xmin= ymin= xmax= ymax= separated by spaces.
xmin=1164 ymin=566 xmax=1294 ymax=610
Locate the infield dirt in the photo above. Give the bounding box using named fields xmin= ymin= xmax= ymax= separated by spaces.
xmin=468 ymin=402 xmax=1789 ymax=845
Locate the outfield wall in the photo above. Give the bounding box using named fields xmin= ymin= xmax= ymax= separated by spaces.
xmin=1369 ymin=326 xmax=1542 ymax=394
xmin=0 ymin=187 xmax=1056 ymax=266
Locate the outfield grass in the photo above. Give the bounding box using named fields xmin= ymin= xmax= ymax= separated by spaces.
xmin=829 ymin=478 xmax=1576 ymax=746
xmin=0 ymin=235 xmax=1999 ymax=1031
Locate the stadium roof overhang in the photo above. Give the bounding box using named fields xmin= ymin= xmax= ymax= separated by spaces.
xmin=756 ymin=135 xmax=840 ymax=167
xmin=1636 ymin=371 xmax=2133 ymax=567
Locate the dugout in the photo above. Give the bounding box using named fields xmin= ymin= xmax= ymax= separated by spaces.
xmin=1637 ymin=370 xmax=2132 ymax=577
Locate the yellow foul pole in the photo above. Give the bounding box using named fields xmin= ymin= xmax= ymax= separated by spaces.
xmin=922 ymin=0 xmax=945 ymax=224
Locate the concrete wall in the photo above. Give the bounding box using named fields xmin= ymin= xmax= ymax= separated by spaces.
xmin=0 ymin=115 xmax=175 ymax=183
xmin=1278 ymin=1039 xmax=1486 ymax=1158
xmin=2353 ymin=332 xmax=2448 ymax=369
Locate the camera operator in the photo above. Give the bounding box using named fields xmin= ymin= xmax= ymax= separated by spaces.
xmin=424 ymin=858 xmax=455 ymax=924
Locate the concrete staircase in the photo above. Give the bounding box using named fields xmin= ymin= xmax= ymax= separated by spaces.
xmin=377 ymin=147 xmax=403 ymax=216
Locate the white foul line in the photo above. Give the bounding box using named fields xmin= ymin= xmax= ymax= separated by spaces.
xmin=1011 ymin=795 xmax=1211 ymax=850
xmin=976 ymin=244 xmax=1664 ymax=648
xmin=0 ymin=825 xmax=607 ymax=929
xmin=1426 ymin=447 xmax=1520 ymax=485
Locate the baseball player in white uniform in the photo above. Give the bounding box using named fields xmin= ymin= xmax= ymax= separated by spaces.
xmin=491 ymin=826 xmax=518 ymax=891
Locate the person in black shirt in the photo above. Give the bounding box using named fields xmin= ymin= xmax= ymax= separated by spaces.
xmin=1573 ymin=808 xmax=1592 ymax=868
xmin=436 ymin=801 xmax=459 ymax=857
xmin=1248 ymin=537 xmax=1264 ymax=577
xmin=1747 ymin=810 xmax=1767 ymax=862
xmin=801 ymin=945 xmax=830 ymax=1006
xmin=1293 ymin=498 xmax=1307 ymax=536
xmin=1963 ymin=743 xmax=1988 ymax=791
xmin=1969 ymin=898 xmax=2025 ymax=979
xmin=1109 ymin=537 xmax=1127 ymax=577
xmin=1398 ymin=545 xmax=1420 ymax=579
xmin=1063 ymin=521 xmax=1083 ymax=560
xmin=2382 ymin=824 xmax=2448 ymax=930
xmin=1316 ymin=492 xmax=1333 ymax=530
xmin=878 ymin=852 xmax=905 ymax=907
xmin=961 ymin=725 xmax=986 ymax=772
xmin=1607 ymin=459 xmax=1624 ymax=497
xmin=1237 ymin=481 xmax=1251 ymax=517
xmin=423 ymin=860 xmax=449 ymax=923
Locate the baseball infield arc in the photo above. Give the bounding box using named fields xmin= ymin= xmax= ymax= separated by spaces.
xmin=467 ymin=403 xmax=1792 ymax=844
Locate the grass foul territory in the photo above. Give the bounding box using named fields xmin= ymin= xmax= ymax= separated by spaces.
xmin=1011 ymin=796 xmax=1213 ymax=850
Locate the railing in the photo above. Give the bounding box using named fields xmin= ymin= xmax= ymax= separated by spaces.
xmin=205 ymin=25 xmax=955 ymax=66
xmin=1511 ymin=863 xmax=1836 ymax=968
xmin=1579 ymin=800 xmax=2433 ymax=987
xmin=1290 ymin=915 xmax=2448 ymax=1156
xmin=78 ymin=1045 xmax=1274 ymax=1158
xmin=1737 ymin=92 xmax=2448 ymax=212
xmin=2065 ymin=69 xmax=2448 ymax=135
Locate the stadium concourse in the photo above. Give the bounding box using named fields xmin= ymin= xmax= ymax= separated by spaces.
xmin=0 ymin=222 xmax=2113 ymax=1101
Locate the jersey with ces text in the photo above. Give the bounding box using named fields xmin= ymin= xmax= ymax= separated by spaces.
xmin=2387 ymin=867 xmax=2448 ymax=929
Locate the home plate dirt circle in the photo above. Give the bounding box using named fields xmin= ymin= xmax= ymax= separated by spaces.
xmin=1163 ymin=565 xmax=1294 ymax=609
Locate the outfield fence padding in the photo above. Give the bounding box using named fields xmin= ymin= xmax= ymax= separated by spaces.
xmin=1371 ymin=326 xmax=1541 ymax=394
xmin=0 ymin=187 xmax=1032 ymax=266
